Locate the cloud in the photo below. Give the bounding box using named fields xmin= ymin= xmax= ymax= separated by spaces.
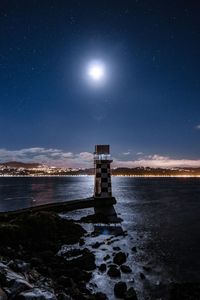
xmin=0 ymin=147 xmax=93 ymax=168
xmin=113 ymin=154 xmax=200 ymax=168
xmin=1 ymin=147 xmax=200 ymax=169
xmin=195 ymin=124 xmax=200 ymax=130
xmin=122 ymin=151 xmax=130 ymax=155
xmin=136 ymin=152 xmax=143 ymax=155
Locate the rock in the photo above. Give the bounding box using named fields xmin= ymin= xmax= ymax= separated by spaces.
xmin=125 ymin=287 xmax=138 ymax=300
xmin=92 ymin=242 xmax=102 ymax=249
xmin=16 ymin=288 xmax=57 ymax=300
xmin=64 ymin=267 xmax=92 ymax=283
xmin=0 ymin=262 xmax=33 ymax=297
xmin=120 ymin=265 xmax=132 ymax=273
xmin=57 ymin=293 xmax=72 ymax=300
xmin=103 ymin=254 xmax=110 ymax=261
xmin=113 ymin=246 xmax=120 ymax=251
xmin=107 ymin=266 xmax=121 ymax=278
xmin=30 ymin=257 xmax=43 ymax=268
xmin=79 ymin=239 xmax=85 ymax=246
xmin=39 ymin=251 xmax=54 ymax=262
xmin=140 ymin=272 xmax=145 ymax=280
xmin=57 ymin=276 xmax=73 ymax=288
xmin=0 ymin=212 xmax=86 ymax=251
xmin=113 ymin=252 xmax=127 ymax=265
xmin=0 ymin=288 xmax=7 ymax=300
xmin=67 ymin=249 xmax=96 ymax=271
xmin=8 ymin=260 xmax=30 ymax=273
xmin=94 ymin=292 xmax=108 ymax=300
xmin=98 ymin=264 xmax=106 ymax=272
xmin=114 ymin=282 xmax=127 ymax=298
xmin=131 ymin=247 xmax=137 ymax=252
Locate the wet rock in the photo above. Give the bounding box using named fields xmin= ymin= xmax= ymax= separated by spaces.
xmin=30 ymin=257 xmax=43 ymax=268
xmin=131 ymin=247 xmax=137 ymax=252
xmin=63 ymin=249 xmax=82 ymax=259
xmin=113 ymin=252 xmax=127 ymax=265
xmin=92 ymin=242 xmax=102 ymax=249
xmin=140 ymin=272 xmax=145 ymax=280
xmin=98 ymin=264 xmax=107 ymax=272
xmin=39 ymin=251 xmax=55 ymax=262
xmin=64 ymin=267 xmax=92 ymax=283
xmin=0 ymin=262 xmax=33 ymax=297
xmin=113 ymin=246 xmax=120 ymax=251
xmin=79 ymin=239 xmax=85 ymax=246
xmin=57 ymin=276 xmax=73 ymax=288
xmin=94 ymin=292 xmax=108 ymax=300
xmin=0 ymin=212 xmax=86 ymax=252
xmin=114 ymin=281 xmax=127 ymax=298
xmin=0 ymin=288 xmax=7 ymax=300
xmin=107 ymin=266 xmax=121 ymax=278
xmin=67 ymin=249 xmax=95 ymax=271
xmin=57 ymin=292 xmax=72 ymax=300
xmin=16 ymin=288 xmax=57 ymax=300
xmin=103 ymin=254 xmax=110 ymax=261
xmin=125 ymin=287 xmax=138 ymax=300
xmin=120 ymin=265 xmax=132 ymax=273
xmin=8 ymin=260 xmax=30 ymax=273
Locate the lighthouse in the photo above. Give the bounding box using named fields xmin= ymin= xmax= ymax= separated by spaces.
xmin=94 ymin=145 xmax=112 ymax=199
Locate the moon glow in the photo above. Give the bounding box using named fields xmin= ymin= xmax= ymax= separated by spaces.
xmin=87 ymin=61 xmax=105 ymax=81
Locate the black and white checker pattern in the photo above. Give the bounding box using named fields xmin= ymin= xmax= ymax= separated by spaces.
xmin=94 ymin=161 xmax=112 ymax=198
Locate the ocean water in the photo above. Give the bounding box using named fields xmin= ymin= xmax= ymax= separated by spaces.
xmin=0 ymin=176 xmax=200 ymax=298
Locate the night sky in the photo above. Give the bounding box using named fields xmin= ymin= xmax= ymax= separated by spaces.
xmin=0 ymin=1 xmax=200 ymax=167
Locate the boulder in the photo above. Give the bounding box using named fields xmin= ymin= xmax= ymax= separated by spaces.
xmin=94 ymin=292 xmax=108 ymax=300
xmin=131 ymin=247 xmax=137 ymax=252
xmin=114 ymin=282 xmax=127 ymax=298
xmin=16 ymin=288 xmax=57 ymax=300
xmin=113 ymin=252 xmax=127 ymax=265
xmin=120 ymin=265 xmax=132 ymax=273
xmin=8 ymin=260 xmax=30 ymax=273
xmin=107 ymin=266 xmax=121 ymax=278
xmin=57 ymin=276 xmax=73 ymax=288
xmin=113 ymin=246 xmax=120 ymax=251
xmin=103 ymin=255 xmax=110 ymax=261
xmin=98 ymin=264 xmax=106 ymax=272
xmin=67 ymin=249 xmax=95 ymax=271
xmin=125 ymin=287 xmax=138 ymax=300
xmin=0 ymin=262 xmax=32 ymax=297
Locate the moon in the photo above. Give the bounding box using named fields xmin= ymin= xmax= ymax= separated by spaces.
xmin=87 ymin=61 xmax=105 ymax=81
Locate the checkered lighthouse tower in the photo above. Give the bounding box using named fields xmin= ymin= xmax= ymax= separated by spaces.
xmin=94 ymin=145 xmax=112 ymax=199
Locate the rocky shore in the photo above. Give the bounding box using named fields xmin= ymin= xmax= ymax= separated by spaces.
xmin=0 ymin=210 xmax=136 ymax=300
xmin=0 ymin=209 xmax=200 ymax=300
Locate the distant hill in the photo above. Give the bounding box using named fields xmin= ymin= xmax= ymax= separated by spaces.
xmin=1 ymin=161 xmax=41 ymax=169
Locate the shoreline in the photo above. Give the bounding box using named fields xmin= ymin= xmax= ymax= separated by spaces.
xmin=0 ymin=203 xmax=200 ymax=299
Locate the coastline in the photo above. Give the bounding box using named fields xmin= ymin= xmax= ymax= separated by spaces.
xmin=0 ymin=201 xmax=200 ymax=299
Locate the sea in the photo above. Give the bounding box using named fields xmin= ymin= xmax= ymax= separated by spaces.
xmin=0 ymin=176 xmax=200 ymax=299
